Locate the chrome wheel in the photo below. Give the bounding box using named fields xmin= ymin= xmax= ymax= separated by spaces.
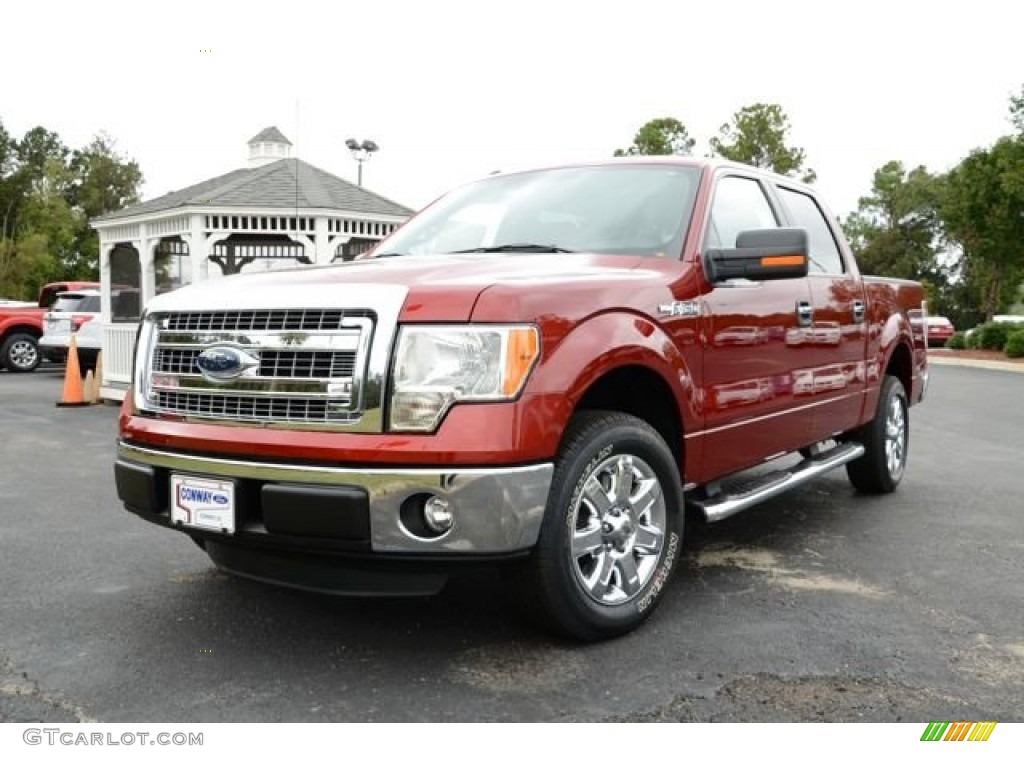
xmin=3 ymin=334 xmax=40 ymax=372
xmin=885 ymin=393 xmax=907 ymax=480
xmin=10 ymin=339 xmax=37 ymax=369
xmin=570 ymin=453 xmax=666 ymax=606
xmin=523 ymin=411 xmax=684 ymax=640
xmin=846 ymin=374 xmax=909 ymax=494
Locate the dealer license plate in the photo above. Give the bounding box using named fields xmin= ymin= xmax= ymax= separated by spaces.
xmin=170 ymin=474 xmax=236 ymax=533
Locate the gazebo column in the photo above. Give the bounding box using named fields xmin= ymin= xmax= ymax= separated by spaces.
xmin=186 ymin=215 xmax=210 ymax=282
xmin=314 ymin=217 xmax=331 ymax=264
xmin=98 ymin=240 xmax=116 ymax=322
xmin=139 ymin=235 xmax=158 ymax=311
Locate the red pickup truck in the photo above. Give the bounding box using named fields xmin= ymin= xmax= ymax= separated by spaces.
xmin=0 ymin=281 xmax=100 ymax=372
xmin=115 ymin=159 xmax=928 ymax=640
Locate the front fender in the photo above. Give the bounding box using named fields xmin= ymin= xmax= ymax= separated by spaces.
xmin=524 ymin=311 xmax=698 ymax=455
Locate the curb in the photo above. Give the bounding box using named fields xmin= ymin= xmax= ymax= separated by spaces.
xmin=928 ymin=356 xmax=1024 ymax=373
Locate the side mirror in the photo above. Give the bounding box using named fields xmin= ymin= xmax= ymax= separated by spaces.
xmin=705 ymin=228 xmax=809 ymax=282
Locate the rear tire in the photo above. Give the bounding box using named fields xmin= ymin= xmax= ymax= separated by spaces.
xmin=1 ymin=333 xmax=40 ymax=373
xmin=520 ymin=411 xmax=684 ymax=642
xmin=846 ymin=375 xmax=909 ymax=493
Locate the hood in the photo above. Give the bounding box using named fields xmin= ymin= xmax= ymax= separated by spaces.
xmin=145 ymin=253 xmax=644 ymax=321
xmin=0 ymin=305 xmax=44 ymax=318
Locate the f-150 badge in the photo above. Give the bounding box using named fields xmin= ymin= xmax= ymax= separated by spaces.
xmin=657 ymin=300 xmax=701 ymax=318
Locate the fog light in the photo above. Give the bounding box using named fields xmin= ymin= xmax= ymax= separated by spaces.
xmin=423 ymin=496 xmax=454 ymax=534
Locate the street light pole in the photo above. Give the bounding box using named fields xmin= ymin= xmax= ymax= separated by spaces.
xmin=345 ymin=138 xmax=379 ymax=187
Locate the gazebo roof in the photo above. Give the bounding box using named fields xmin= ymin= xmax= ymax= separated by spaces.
xmin=94 ymin=158 xmax=414 ymax=222
xmin=248 ymin=126 xmax=292 ymax=145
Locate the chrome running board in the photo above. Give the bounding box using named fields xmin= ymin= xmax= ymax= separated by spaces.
xmin=689 ymin=442 xmax=866 ymax=523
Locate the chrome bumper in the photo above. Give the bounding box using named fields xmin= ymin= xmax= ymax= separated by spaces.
xmin=116 ymin=441 xmax=553 ymax=554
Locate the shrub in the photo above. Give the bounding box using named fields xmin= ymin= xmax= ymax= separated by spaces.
xmin=1005 ymin=330 xmax=1024 ymax=359
xmin=966 ymin=329 xmax=983 ymax=349
xmin=975 ymin=322 xmax=1024 ymax=350
xmin=947 ymin=331 xmax=966 ymax=350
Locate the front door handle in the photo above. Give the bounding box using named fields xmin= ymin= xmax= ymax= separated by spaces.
xmin=796 ymin=300 xmax=813 ymax=328
xmin=852 ymin=300 xmax=866 ymax=323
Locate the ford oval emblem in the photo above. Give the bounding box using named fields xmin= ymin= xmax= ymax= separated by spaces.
xmin=195 ymin=345 xmax=259 ymax=383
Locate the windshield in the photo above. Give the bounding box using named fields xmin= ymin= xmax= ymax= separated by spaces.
xmin=375 ymin=165 xmax=701 ymax=259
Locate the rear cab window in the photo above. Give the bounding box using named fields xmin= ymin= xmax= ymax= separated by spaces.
xmin=775 ymin=186 xmax=845 ymax=275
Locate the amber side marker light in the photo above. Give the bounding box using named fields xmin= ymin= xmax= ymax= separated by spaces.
xmin=760 ymin=255 xmax=807 ymax=267
xmin=502 ymin=328 xmax=540 ymax=397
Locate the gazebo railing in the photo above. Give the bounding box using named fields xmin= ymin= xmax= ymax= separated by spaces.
xmin=102 ymin=323 xmax=139 ymax=387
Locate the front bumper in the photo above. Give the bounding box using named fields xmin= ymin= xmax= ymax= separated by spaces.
xmin=115 ymin=441 xmax=554 ymax=556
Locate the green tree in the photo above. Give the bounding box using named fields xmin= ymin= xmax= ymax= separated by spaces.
xmin=0 ymin=119 xmax=19 ymax=262
xmin=709 ymin=103 xmax=816 ymax=182
xmin=940 ymin=136 xmax=1024 ymax=321
xmin=842 ymin=161 xmax=944 ymax=278
xmin=1011 ymin=83 xmax=1024 ymax=134
xmin=16 ymin=127 xmax=69 ymax=191
xmin=842 ymin=161 xmax=951 ymax=318
xmin=68 ymin=134 xmax=143 ymax=219
xmin=66 ymin=134 xmax=143 ymax=277
xmin=0 ymin=233 xmax=58 ymax=300
xmin=614 ymin=117 xmax=695 ymax=157
xmin=0 ymin=124 xmax=143 ymax=297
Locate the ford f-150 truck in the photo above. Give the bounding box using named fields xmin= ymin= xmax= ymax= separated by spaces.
xmin=0 ymin=281 xmax=100 ymax=372
xmin=115 ymin=158 xmax=927 ymax=640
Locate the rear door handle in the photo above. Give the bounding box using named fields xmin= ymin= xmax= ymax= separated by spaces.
xmin=852 ymin=300 xmax=866 ymax=323
xmin=796 ymin=300 xmax=813 ymax=328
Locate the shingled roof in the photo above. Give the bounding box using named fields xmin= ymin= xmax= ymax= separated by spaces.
xmin=94 ymin=158 xmax=413 ymax=222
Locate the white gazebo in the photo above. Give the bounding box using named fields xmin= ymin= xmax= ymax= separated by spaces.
xmin=91 ymin=127 xmax=413 ymax=400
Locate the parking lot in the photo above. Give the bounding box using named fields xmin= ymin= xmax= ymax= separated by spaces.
xmin=1 ymin=364 xmax=1022 ymax=722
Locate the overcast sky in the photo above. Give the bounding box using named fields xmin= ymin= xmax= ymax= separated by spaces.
xmin=3 ymin=0 xmax=1020 ymax=220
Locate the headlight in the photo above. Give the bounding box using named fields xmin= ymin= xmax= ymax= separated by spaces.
xmin=389 ymin=324 xmax=540 ymax=432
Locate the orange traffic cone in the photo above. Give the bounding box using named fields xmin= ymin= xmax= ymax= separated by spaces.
xmin=57 ymin=335 xmax=89 ymax=407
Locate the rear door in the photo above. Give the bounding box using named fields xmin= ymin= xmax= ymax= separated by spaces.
xmin=698 ymin=173 xmax=815 ymax=480
xmin=773 ymin=184 xmax=868 ymax=439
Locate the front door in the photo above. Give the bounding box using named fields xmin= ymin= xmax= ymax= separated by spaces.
xmin=698 ymin=173 xmax=815 ymax=481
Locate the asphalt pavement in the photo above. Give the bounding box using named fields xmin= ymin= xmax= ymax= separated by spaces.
xmin=1 ymin=364 xmax=1022 ymax=722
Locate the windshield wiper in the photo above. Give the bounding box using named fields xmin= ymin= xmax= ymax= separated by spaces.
xmin=372 ymin=252 xmax=405 ymax=258
xmin=447 ymin=243 xmax=575 ymax=254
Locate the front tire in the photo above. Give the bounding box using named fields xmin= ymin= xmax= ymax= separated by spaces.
xmin=1 ymin=333 xmax=41 ymax=373
xmin=846 ymin=375 xmax=909 ymax=493
xmin=522 ymin=411 xmax=684 ymax=641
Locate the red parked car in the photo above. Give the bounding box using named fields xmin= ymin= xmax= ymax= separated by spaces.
xmin=926 ymin=316 xmax=956 ymax=347
xmin=0 ymin=281 xmax=100 ymax=372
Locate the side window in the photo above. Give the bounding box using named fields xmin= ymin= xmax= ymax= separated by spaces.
xmin=705 ymin=176 xmax=778 ymax=249
xmin=777 ymin=187 xmax=844 ymax=274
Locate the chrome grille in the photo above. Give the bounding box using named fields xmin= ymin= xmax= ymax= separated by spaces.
xmin=164 ymin=309 xmax=372 ymax=332
xmin=146 ymin=309 xmax=374 ymax=426
xmin=154 ymin=392 xmax=335 ymax=422
xmin=153 ymin=348 xmax=356 ymax=378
